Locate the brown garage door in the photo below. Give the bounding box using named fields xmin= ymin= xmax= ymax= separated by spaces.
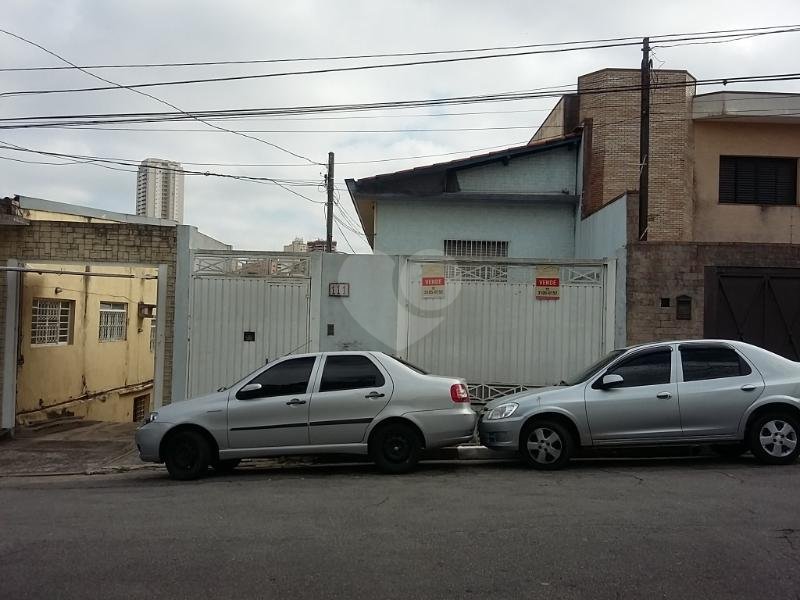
xmin=705 ymin=267 xmax=800 ymax=361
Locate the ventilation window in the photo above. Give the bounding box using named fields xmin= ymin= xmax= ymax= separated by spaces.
xmin=719 ymin=156 xmax=797 ymax=205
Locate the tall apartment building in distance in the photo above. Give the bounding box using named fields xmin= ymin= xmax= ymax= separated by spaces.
xmin=135 ymin=158 xmax=185 ymax=223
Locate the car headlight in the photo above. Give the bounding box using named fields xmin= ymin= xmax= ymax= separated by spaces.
xmin=144 ymin=411 xmax=159 ymax=424
xmin=486 ymin=402 xmax=518 ymax=420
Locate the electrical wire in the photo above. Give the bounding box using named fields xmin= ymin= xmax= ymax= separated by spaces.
xmin=4 ymin=72 xmax=800 ymax=130
xmin=0 ymin=28 xmax=321 ymax=165
xmin=2 ymin=24 xmax=797 ymax=72
xmin=3 ymin=27 xmax=799 ymax=98
xmin=0 ymin=139 xmax=328 ymax=203
xmin=30 ymin=124 xmax=546 ymax=134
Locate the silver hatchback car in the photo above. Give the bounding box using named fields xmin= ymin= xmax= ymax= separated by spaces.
xmin=136 ymin=351 xmax=476 ymax=479
xmin=479 ymin=340 xmax=800 ymax=469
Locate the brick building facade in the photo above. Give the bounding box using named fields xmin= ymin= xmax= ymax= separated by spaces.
xmin=532 ymin=67 xmax=800 ymax=357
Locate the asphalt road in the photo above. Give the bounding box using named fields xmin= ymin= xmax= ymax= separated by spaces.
xmin=1 ymin=456 xmax=799 ymax=600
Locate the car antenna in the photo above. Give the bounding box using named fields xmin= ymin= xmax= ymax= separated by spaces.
xmin=275 ymin=338 xmax=312 ymax=362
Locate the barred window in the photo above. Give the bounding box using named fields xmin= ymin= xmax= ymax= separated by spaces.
xmin=132 ymin=395 xmax=150 ymax=422
xmin=99 ymin=302 xmax=127 ymax=342
xmin=31 ymin=299 xmax=73 ymax=346
xmin=444 ymin=240 xmax=509 ymax=258
xmin=444 ymin=240 xmax=509 ymax=282
xmin=150 ymin=320 xmax=157 ymax=353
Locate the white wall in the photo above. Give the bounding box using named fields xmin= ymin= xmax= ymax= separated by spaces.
xmin=317 ymin=253 xmax=400 ymax=354
xmin=574 ymin=195 xmax=629 ymax=347
xmin=456 ymin=145 xmax=578 ymax=194
xmin=374 ymin=199 xmax=577 ymax=257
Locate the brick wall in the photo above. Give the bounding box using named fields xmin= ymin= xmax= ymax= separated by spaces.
xmin=578 ymin=69 xmax=695 ymax=241
xmin=626 ymin=241 xmax=800 ymax=344
xmin=0 ymin=221 xmax=177 ymax=427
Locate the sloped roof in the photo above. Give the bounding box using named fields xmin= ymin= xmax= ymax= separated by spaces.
xmin=346 ymin=134 xmax=581 ymax=248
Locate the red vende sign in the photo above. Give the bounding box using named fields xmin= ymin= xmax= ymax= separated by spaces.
xmin=535 ymin=278 xmax=560 ymax=287
xmin=422 ymin=277 xmax=446 ymax=286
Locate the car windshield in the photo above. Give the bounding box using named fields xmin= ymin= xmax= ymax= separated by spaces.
xmin=561 ymin=349 xmax=626 ymax=386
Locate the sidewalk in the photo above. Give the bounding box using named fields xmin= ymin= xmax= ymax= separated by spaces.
xmin=0 ymin=420 xmax=507 ymax=477
xmin=0 ymin=420 xmax=148 ymax=477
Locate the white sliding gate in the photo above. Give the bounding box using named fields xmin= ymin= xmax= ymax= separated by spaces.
xmin=403 ymin=258 xmax=613 ymax=403
xmin=186 ymin=252 xmax=311 ymax=398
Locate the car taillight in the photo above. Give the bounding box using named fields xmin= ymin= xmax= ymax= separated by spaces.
xmin=450 ymin=383 xmax=470 ymax=403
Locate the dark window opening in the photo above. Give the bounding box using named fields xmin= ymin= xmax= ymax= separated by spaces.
xmin=679 ymin=345 xmax=751 ymax=382
xmin=133 ymin=395 xmax=150 ymax=422
xmin=244 ymin=357 xmax=316 ymax=398
xmin=603 ymin=349 xmax=672 ymax=388
xmin=320 ymin=355 xmax=385 ymax=392
xmin=719 ymin=156 xmax=797 ymax=205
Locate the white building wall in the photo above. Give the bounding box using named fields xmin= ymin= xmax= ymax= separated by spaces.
xmin=374 ymin=199 xmax=577 ymax=257
xmin=456 ymin=145 xmax=578 ymax=194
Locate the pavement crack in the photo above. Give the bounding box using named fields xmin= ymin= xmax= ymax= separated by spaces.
xmin=776 ymin=528 xmax=798 ymax=552
xmin=601 ymin=469 xmax=645 ymax=484
xmin=718 ymin=471 xmax=745 ymax=484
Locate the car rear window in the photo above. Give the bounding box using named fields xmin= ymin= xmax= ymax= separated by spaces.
xmin=384 ymin=354 xmax=429 ymax=375
xmin=320 ymin=355 xmax=386 ymax=392
xmin=679 ymin=345 xmax=752 ymax=382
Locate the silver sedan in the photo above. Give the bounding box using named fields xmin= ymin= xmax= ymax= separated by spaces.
xmin=479 ymin=340 xmax=800 ymax=469
xmin=136 ymin=351 xmax=476 ymax=479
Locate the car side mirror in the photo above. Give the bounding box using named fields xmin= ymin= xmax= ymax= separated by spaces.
xmin=236 ymin=383 xmax=262 ymax=399
xmin=600 ymin=374 xmax=624 ymax=389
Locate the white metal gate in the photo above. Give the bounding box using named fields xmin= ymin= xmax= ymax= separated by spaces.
xmin=404 ymin=258 xmax=612 ymax=403
xmin=186 ymin=252 xmax=311 ymax=398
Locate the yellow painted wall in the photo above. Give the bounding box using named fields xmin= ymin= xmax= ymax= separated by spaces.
xmin=16 ymin=264 xmax=157 ymax=423
xmin=693 ymin=121 xmax=800 ymax=243
xmin=19 ymin=209 xmax=118 ymax=223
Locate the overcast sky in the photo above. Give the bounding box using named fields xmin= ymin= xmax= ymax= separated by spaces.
xmin=2 ymin=0 xmax=799 ymax=252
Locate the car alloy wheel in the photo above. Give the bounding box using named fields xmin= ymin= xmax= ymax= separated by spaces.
xmin=526 ymin=426 xmax=563 ymax=465
xmin=758 ymin=419 xmax=797 ymax=458
xmin=519 ymin=419 xmax=573 ymax=470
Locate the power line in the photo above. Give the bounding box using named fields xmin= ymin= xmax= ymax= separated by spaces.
xmin=4 ymin=71 xmax=800 ymax=130
xmin=0 ymin=139 xmax=327 ymax=202
xmin=0 ymin=27 xmax=750 ymax=72
xmin=34 ymin=124 xmax=545 ymax=133
xmin=1 ymin=24 xmax=797 ymax=82
xmin=3 ymin=24 xmax=797 ymax=72
xmin=0 ymin=28 xmax=321 ymax=165
xmin=3 ymin=27 xmax=800 ymax=98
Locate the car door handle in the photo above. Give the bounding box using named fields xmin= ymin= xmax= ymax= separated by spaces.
xmin=741 ymin=384 xmax=757 ymax=392
xmin=656 ymin=392 xmax=672 ymax=400
xmin=364 ymin=391 xmax=385 ymax=399
xmin=286 ymin=398 xmax=307 ymax=406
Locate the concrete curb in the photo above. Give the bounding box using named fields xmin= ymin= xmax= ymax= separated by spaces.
xmin=428 ymin=445 xmax=516 ymax=461
xmin=0 ymin=445 xmax=513 ymax=478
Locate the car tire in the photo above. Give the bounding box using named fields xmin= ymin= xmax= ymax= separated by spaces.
xmin=519 ymin=419 xmax=574 ymax=470
xmin=164 ymin=430 xmax=211 ymax=480
xmin=212 ymin=459 xmax=241 ymax=474
xmin=370 ymin=422 xmax=422 ymax=474
xmin=748 ymin=412 xmax=800 ymax=465
xmin=711 ymin=443 xmax=747 ymax=458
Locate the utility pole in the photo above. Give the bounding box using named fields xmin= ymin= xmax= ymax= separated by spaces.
xmin=325 ymin=151 xmax=334 ymax=252
xmin=638 ymin=37 xmax=651 ymax=241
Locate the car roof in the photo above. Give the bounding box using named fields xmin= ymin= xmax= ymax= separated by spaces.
xmin=272 ymin=350 xmax=384 ymax=360
xmin=620 ymin=339 xmax=758 ymax=351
